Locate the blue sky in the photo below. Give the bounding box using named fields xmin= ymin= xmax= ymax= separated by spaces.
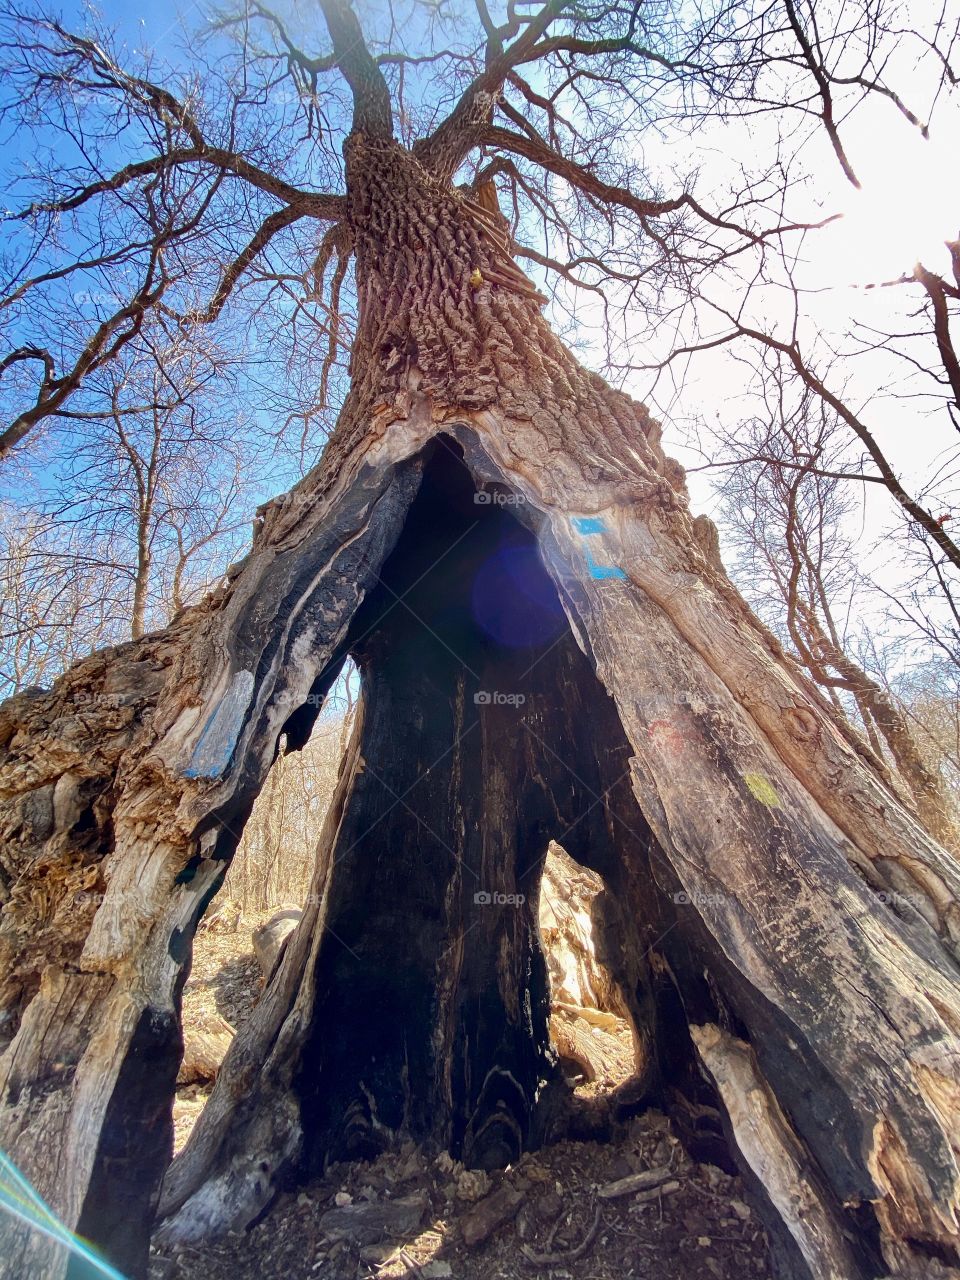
xmin=1 ymin=0 xmax=957 ymax=677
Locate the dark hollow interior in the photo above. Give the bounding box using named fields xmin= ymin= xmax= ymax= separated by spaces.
xmin=64 ymin=438 xmax=893 ymax=1280
xmin=288 ymin=439 xmax=733 ymax=1175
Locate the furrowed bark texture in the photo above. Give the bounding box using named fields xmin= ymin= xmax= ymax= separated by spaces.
xmin=1 ymin=136 xmax=959 ymax=1280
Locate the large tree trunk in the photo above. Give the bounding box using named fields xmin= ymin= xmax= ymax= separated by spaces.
xmin=2 ymin=135 xmax=960 ymax=1280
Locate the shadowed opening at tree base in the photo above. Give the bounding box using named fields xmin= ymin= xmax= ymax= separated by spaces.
xmin=170 ymin=438 xmax=737 ymax=1187
xmin=145 ymin=436 xmax=889 ymax=1280
xmin=13 ymin=426 xmax=952 ymax=1280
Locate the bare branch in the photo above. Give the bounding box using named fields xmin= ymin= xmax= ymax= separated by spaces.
xmin=315 ymin=0 xmax=393 ymax=137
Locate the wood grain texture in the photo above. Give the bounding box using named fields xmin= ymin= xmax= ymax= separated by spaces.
xmin=0 ymin=137 xmax=958 ymax=1280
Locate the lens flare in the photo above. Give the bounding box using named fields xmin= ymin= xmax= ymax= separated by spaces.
xmin=0 ymin=1149 xmax=128 ymax=1279
xmin=471 ymin=538 xmax=567 ymax=649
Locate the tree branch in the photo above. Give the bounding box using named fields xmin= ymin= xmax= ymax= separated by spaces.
xmin=414 ymin=0 xmax=566 ymax=179
xmin=657 ymin=318 xmax=960 ymax=570
xmin=315 ymin=0 xmax=392 ymax=137
xmin=481 ymin=123 xmax=827 ymax=245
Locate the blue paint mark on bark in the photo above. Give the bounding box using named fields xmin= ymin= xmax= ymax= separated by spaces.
xmin=570 ymin=516 xmax=627 ymax=579
xmin=584 ymin=550 xmax=627 ymax=580
xmin=184 ymin=669 xmax=256 ymax=779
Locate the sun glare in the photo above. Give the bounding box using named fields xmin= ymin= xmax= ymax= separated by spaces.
xmin=816 ymin=108 xmax=960 ymax=286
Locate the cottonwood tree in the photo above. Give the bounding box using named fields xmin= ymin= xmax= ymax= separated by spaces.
xmin=1 ymin=5 xmax=960 ymax=1280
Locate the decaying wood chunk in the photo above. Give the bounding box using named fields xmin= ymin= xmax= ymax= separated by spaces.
xmin=177 ymin=1012 xmax=235 ymax=1085
xmin=200 ymin=897 xmax=242 ymax=935
xmin=459 ymin=1184 xmax=527 ymax=1247
xmin=690 ymin=1023 xmax=864 ymax=1280
xmin=596 ymin=1165 xmax=675 ymax=1199
xmin=317 ymin=1192 xmax=428 ymax=1245
xmin=252 ymin=908 xmax=303 ymax=978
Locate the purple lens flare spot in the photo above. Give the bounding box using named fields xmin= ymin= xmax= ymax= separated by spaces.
xmin=472 ymin=542 xmax=568 ymax=648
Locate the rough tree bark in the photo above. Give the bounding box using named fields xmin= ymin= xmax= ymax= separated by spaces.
xmin=1 ymin=129 xmax=960 ymax=1280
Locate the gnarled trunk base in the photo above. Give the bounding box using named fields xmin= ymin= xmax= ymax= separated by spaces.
xmin=2 ymin=425 xmax=960 ymax=1280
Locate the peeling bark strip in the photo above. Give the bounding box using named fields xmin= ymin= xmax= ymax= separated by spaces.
xmin=0 ymin=135 xmax=959 ymax=1280
xmin=690 ymin=1024 xmax=861 ymax=1280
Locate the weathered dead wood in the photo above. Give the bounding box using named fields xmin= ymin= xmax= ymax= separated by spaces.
xmin=177 ymin=1012 xmax=234 ymax=1085
xmin=459 ymin=1183 xmax=527 ymax=1247
xmin=690 ymin=1023 xmax=863 ymax=1280
xmin=317 ymin=1191 xmax=428 ymax=1245
xmin=0 ymin=135 xmax=959 ymax=1280
xmin=252 ymin=908 xmax=302 ymax=978
xmin=0 ymin=459 xmax=423 ymax=1277
xmin=596 ymin=1166 xmax=674 ymax=1199
xmin=156 ymin=699 xmax=369 ymax=1244
xmin=3 ymin=416 xmax=960 ymax=1280
xmin=548 ymin=1008 xmax=630 ymax=1086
